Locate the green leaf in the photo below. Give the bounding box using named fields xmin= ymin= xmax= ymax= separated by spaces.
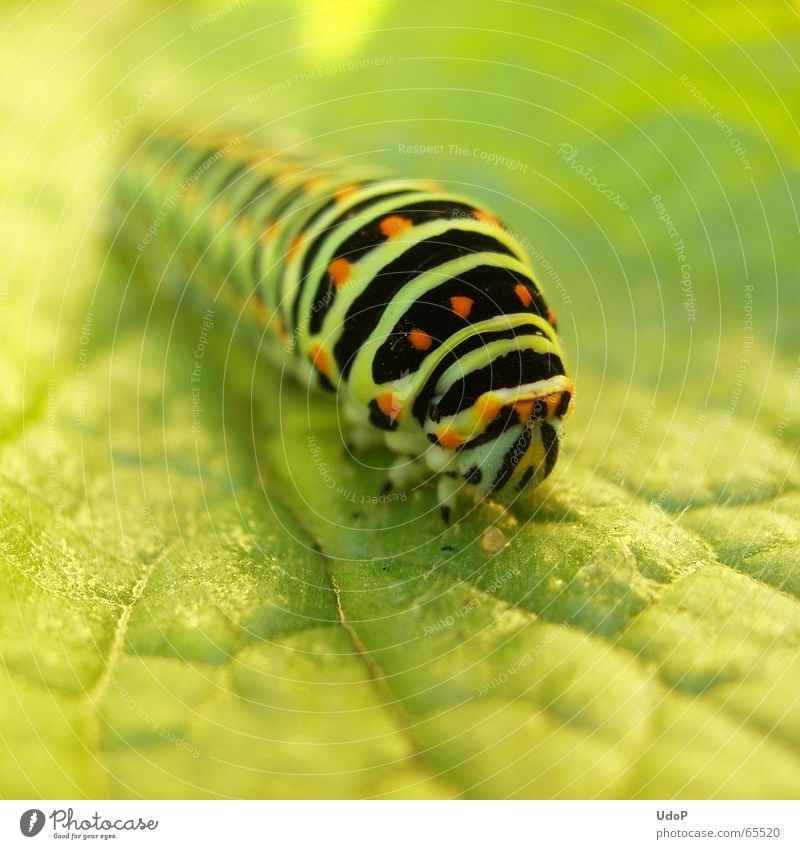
xmin=2 ymin=0 xmax=799 ymax=798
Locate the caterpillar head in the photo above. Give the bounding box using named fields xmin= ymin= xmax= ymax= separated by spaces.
xmin=425 ymin=375 xmax=574 ymax=497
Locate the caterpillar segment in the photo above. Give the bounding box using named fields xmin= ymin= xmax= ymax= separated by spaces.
xmin=114 ymin=129 xmax=574 ymax=520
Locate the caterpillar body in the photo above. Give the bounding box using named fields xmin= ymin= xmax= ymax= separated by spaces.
xmin=113 ymin=129 xmax=574 ymax=520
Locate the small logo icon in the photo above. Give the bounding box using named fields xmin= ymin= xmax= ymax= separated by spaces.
xmin=19 ymin=809 xmax=45 ymax=837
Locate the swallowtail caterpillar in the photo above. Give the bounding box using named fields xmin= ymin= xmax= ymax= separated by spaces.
xmin=113 ymin=129 xmax=574 ymax=521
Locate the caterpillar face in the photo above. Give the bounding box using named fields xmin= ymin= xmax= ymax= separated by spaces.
xmin=424 ymin=375 xmax=574 ymax=498
xmin=115 ymin=129 xmax=573 ymax=521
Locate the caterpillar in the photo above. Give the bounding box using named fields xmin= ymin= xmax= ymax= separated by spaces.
xmin=112 ymin=129 xmax=574 ymax=521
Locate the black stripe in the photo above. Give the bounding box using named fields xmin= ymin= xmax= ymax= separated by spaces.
xmin=541 ymin=421 xmax=559 ymax=478
xmin=172 ymin=143 xmax=221 ymax=178
xmin=459 ymin=405 xmax=519 ymax=450
xmin=410 ymin=326 xmax=542 ymax=425
xmin=556 ymin=390 xmax=572 ymax=417
xmin=213 ymin=162 xmax=249 ymax=198
xmin=184 ymin=156 xmax=244 ymax=251
xmin=236 ymin=175 xmax=277 ymax=217
xmin=324 ymin=199 xmax=488 ymax=267
xmin=371 ymin=264 xmax=551 ymax=385
xmin=195 ymin=156 xmax=245 ymax=201
xmin=465 ymin=465 xmax=482 ymax=484
xmin=491 ymin=427 xmax=532 ymax=492
xmin=367 ymin=398 xmax=400 ymax=431
xmin=264 ymin=182 xmax=309 ymax=222
xmin=433 ymin=349 xmax=565 ymax=420
xmin=334 ymin=230 xmax=515 ymax=378
xmin=516 ymin=466 xmax=535 ymax=491
xmin=293 ymin=192 xmax=340 ymax=231
xmin=250 ymin=182 xmax=308 ymax=284
xmin=293 ymin=188 xmax=417 ymax=333
xmin=316 ymin=371 xmax=336 ymax=393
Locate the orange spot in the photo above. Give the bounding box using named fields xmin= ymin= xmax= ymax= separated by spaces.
xmin=235 ymin=217 xmax=251 ymax=239
xmin=472 ymin=208 xmax=500 ymax=226
xmin=376 ymin=392 xmax=402 ymax=421
xmin=449 ymin=295 xmax=474 ymax=318
xmin=408 ymin=328 xmax=432 ymax=351
xmin=328 ymin=257 xmax=351 ymax=288
xmin=437 ymin=428 xmax=465 ymax=450
xmin=475 ymin=394 xmax=503 ymax=422
xmin=547 ymin=308 xmax=557 ymax=326
xmin=334 ymin=185 xmax=359 ymax=201
xmin=514 ymin=400 xmax=534 ymax=422
xmin=211 ymin=201 xmax=231 ymax=227
xmin=227 ymin=288 xmax=243 ymax=312
xmin=514 ymin=283 xmax=532 ymax=308
xmin=253 ymin=293 xmax=269 ymax=326
xmin=379 ymin=215 xmax=414 ymax=238
xmin=531 ymin=393 xmax=562 ymax=418
xmin=221 ymin=136 xmax=239 ymax=154
xmin=288 ymin=233 xmax=304 ymax=260
xmin=275 ymin=316 xmax=288 ymax=344
xmin=260 ymin=221 xmax=279 ymax=245
xmin=304 ymin=176 xmax=327 ymax=192
xmin=310 ymin=342 xmax=332 ymax=378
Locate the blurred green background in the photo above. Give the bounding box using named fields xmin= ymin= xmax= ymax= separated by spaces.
xmin=1 ymin=0 xmax=799 ymax=799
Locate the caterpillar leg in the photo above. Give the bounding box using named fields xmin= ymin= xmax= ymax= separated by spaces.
xmin=381 ymin=454 xmax=429 ymax=494
xmin=437 ymin=474 xmax=462 ymax=524
xmin=340 ymin=397 xmax=384 ymax=453
xmin=384 ymin=429 xmax=429 ymax=456
xmin=344 ymin=424 xmax=384 ymax=454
